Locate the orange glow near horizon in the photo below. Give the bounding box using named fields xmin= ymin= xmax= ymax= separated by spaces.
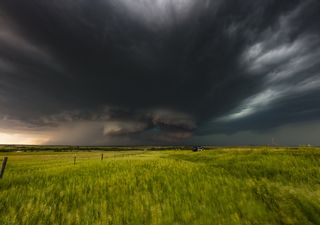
xmin=0 ymin=132 xmax=49 ymax=145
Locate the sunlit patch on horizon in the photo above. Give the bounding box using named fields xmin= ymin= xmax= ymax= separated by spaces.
xmin=0 ymin=132 xmax=49 ymax=145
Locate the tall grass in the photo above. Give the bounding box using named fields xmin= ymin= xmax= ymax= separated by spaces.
xmin=0 ymin=148 xmax=320 ymax=225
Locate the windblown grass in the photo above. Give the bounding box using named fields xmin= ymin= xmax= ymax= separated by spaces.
xmin=0 ymin=148 xmax=319 ymax=225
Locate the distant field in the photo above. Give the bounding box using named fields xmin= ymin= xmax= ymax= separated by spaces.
xmin=1 ymin=148 xmax=320 ymax=225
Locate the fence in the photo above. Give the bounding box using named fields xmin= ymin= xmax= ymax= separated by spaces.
xmin=0 ymin=156 xmax=8 ymax=179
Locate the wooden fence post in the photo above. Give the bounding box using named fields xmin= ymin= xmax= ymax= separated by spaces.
xmin=0 ymin=157 xmax=8 ymax=179
xmin=101 ymin=154 xmax=104 ymax=161
xmin=74 ymin=155 xmax=76 ymax=165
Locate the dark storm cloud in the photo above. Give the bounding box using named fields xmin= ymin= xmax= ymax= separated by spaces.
xmin=0 ymin=0 xmax=320 ymax=144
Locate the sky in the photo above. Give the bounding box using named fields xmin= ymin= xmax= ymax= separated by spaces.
xmin=0 ymin=0 xmax=320 ymax=146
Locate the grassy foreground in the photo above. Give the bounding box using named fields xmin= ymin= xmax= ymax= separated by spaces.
xmin=0 ymin=148 xmax=320 ymax=225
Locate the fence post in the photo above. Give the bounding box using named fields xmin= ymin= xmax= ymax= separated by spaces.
xmin=0 ymin=157 xmax=8 ymax=179
xmin=101 ymin=154 xmax=104 ymax=161
xmin=74 ymin=155 xmax=76 ymax=165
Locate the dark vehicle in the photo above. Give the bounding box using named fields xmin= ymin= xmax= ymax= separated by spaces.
xmin=192 ymin=146 xmax=204 ymax=152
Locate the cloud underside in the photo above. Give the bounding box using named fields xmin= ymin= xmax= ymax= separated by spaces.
xmin=0 ymin=0 xmax=320 ymax=145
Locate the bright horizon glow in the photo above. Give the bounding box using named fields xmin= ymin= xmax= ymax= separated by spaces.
xmin=0 ymin=132 xmax=49 ymax=145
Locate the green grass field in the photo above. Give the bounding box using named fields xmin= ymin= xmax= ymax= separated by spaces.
xmin=1 ymin=148 xmax=320 ymax=225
